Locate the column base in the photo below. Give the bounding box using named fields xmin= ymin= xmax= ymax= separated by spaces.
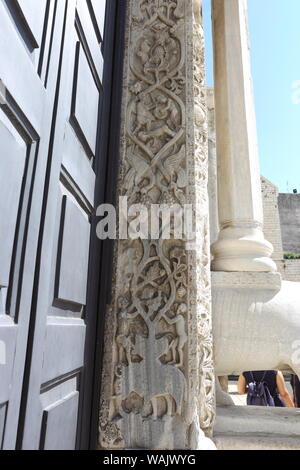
xmin=211 ymin=226 xmax=278 ymax=273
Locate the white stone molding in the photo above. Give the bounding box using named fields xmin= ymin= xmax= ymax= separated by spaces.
xmin=210 ymin=271 xmax=300 ymax=382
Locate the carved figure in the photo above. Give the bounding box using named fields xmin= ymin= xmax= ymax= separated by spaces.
xmin=154 ymin=93 xmax=179 ymax=131
xmin=162 ymin=145 xmax=186 ymax=186
xmin=137 ymin=40 xmax=152 ymax=72
xmin=115 ymin=297 xmax=144 ymax=365
xmin=160 ymin=303 xmax=188 ymax=368
xmin=122 ymin=336 xmax=187 ymax=420
xmin=134 ymin=94 xmax=155 ymax=134
xmin=124 ymin=146 xmax=155 ymax=195
xmin=100 ymin=0 xmax=215 ymax=448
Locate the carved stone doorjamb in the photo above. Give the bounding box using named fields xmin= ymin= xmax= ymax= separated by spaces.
xmin=99 ymin=0 xmax=215 ymax=450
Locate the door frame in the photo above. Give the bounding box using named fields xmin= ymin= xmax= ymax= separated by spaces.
xmin=77 ymin=0 xmax=127 ymax=450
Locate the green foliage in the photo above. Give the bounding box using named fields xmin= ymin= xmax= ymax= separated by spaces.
xmin=284 ymin=252 xmax=300 ymax=260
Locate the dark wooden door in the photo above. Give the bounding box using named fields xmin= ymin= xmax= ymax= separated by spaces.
xmin=0 ymin=0 xmax=119 ymax=450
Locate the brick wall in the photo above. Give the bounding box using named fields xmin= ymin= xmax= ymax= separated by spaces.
xmin=278 ymin=193 xmax=300 ymax=254
xmin=261 ymin=179 xmax=300 ymax=282
xmin=261 ymin=177 xmax=283 ymax=260
xmin=277 ymin=260 xmax=300 ymax=282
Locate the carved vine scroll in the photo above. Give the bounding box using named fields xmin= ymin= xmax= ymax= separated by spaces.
xmin=99 ymin=0 xmax=215 ymax=450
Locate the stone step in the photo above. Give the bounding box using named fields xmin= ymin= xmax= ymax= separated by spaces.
xmin=214 ymin=434 xmax=300 ymax=450
xmin=214 ymin=406 xmax=300 ymax=450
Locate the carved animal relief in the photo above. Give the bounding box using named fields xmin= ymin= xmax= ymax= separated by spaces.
xmin=124 ymin=1 xmax=187 ymax=206
xmin=99 ymin=0 xmax=215 ymax=450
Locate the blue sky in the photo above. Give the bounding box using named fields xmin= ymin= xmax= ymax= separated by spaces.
xmin=203 ymin=0 xmax=300 ymax=193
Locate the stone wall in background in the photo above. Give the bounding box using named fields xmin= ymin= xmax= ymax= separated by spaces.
xmin=261 ymin=177 xmax=283 ymax=261
xmin=278 ymin=193 xmax=300 ymax=254
xmin=276 ymin=260 xmax=300 ymax=283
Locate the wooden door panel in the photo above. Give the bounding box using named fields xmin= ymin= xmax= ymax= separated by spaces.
xmin=0 ymin=43 xmax=42 ymax=449
xmin=0 ymin=0 xmax=66 ymax=449
xmin=39 ymin=375 xmax=79 ymax=450
xmin=39 ymin=0 xmax=58 ymax=84
xmin=21 ymin=1 xmax=79 ymax=446
xmin=0 ymin=319 xmax=17 ymax=402
xmin=88 ymin=0 xmax=106 ymax=41
xmin=71 ymin=42 xmax=100 ymax=158
xmin=76 ymin=1 xmax=104 ymax=85
xmin=13 ymin=0 xmax=47 ymax=48
xmin=20 ymin=0 xmax=108 ymax=449
xmin=0 ymin=403 xmax=6 ymax=448
xmin=0 ymin=0 xmax=113 ymax=449
xmin=41 ymin=392 xmax=79 ymax=450
xmin=62 ymin=124 xmax=96 ymax=207
xmin=0 ymin=113 xmax=27 ymax=288
xmin=42 ymin=320 xmax=85 ymax=384
xmin=0 ymin=1 xmax=45 ymax=133
xmin=55 ymin=196 xmax=90 ymax=306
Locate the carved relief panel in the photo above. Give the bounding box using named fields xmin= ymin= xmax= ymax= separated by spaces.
xmin=99 ymin=0 xmax=215 ymax=450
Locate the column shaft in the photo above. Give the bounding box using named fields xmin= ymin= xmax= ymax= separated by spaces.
xmin=211 ymin=0 xmax=277 ymax=272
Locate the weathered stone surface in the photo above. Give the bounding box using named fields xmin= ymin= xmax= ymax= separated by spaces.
xmin=277 ymin=259 xmax=300 ymax=282
xmin=207 ymin=88 xmax=219 ymax=247
xmin=278 ymin=193 xmax=300 ymax=254
xmin=215 ymin=406 xmax=300 ymax=437
xmin=261 ymin=177 xmax=284 ymax=261
xmin=214 ymin=434 xmax=300 ymax=451
xmin=212 ymin=272 xmax=300 ymax=380
xmin=214 ymin=406 xmax=300 ymax=450
xmin=99 ymin=0 xmax=215 ymax=450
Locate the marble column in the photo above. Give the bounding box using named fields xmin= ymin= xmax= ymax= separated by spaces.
xmin=211 ymin=0 xmax=277 ymax=272
xmin=98 ymin=0 xmax=215 ymax=450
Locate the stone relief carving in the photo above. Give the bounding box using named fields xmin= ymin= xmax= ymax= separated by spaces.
xmin=159 ymin=302 xmax=188 ymax=368
xmin=190 ymin=2 xmax=215 ymax=433
xmin=121 ymin=334 xmax=187 ymax=421
xmin=115 ymin=296 xmax=148 ymax=366
xmin=99 ymin=0 xmax=215 ymax=450
xmin=124 ymin=0 xmax=186 ymax=206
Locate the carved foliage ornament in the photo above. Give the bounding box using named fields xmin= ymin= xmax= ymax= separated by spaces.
xmin=99 ymin=0 xmax=215 ymax=449
xmin=124 ymin=0 xmax=187 ymax=206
